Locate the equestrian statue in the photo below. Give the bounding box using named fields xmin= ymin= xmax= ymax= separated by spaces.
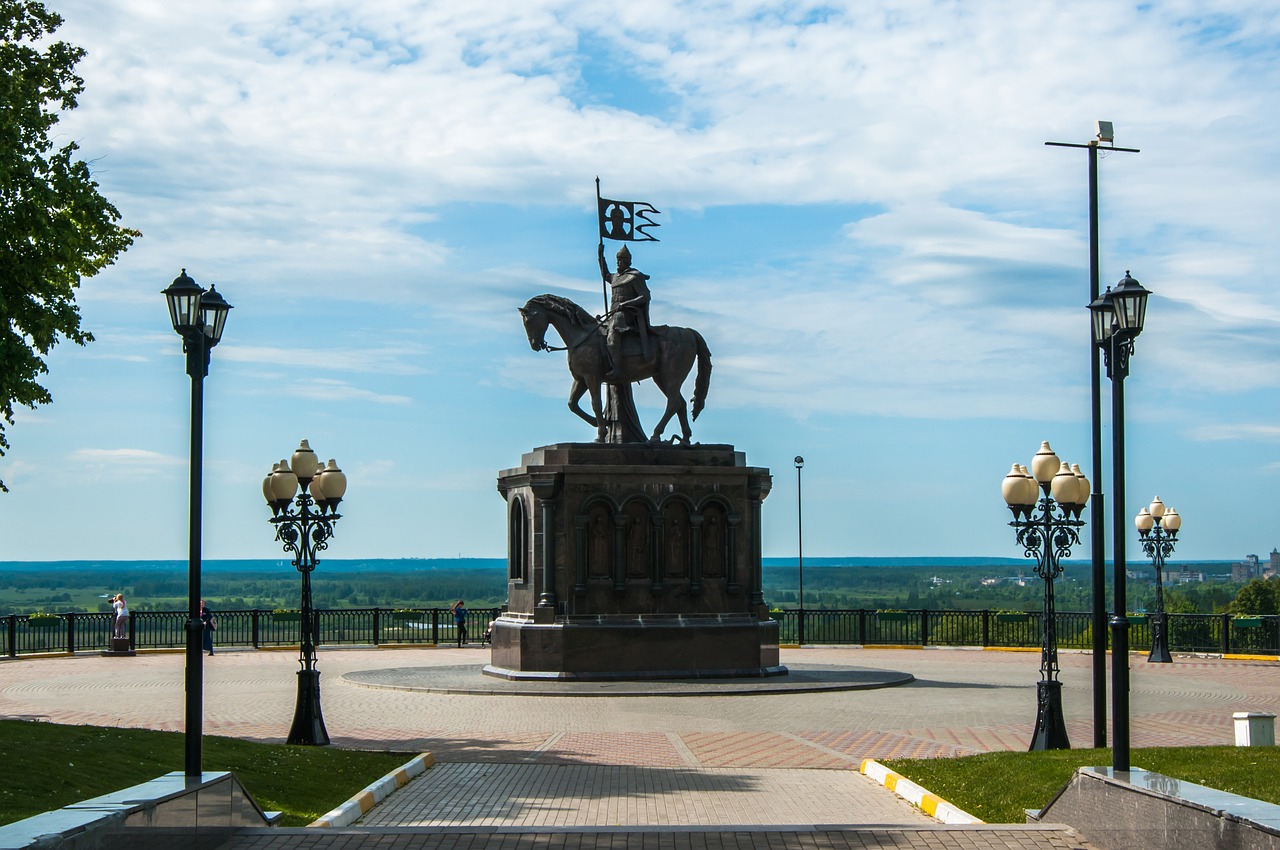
xmin=519 ymin=244 xmax=712 ymax=444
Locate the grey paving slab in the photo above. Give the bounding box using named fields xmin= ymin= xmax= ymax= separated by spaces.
xmin=359 ymin=765 xmax=929 ymax=828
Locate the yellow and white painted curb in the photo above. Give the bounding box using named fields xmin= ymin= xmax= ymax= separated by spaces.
xmin=310 ymin=752 xmax=435 ymax=827
xmin=860 ymin=758 xmax=982 ymax=825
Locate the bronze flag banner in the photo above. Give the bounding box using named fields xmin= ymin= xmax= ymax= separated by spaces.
xmin=597 ymin=195 xmax=661 ymax=242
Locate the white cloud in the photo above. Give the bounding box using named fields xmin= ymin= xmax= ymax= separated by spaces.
xmin=69 ymin=448 xmax=185 ymax=466
xmin=1191 ymin=424 xmax=1280 ymax=442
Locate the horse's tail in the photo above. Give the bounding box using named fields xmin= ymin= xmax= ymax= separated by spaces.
xmin=691 ymin=330 xmax=712 ymax=421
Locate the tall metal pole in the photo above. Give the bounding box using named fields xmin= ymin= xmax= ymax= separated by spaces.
xmin=1086 ymin=143 xmax=1109 ymax=749
xmin=1047 ymin=134 xmax=1138 ymax=748
xmin=1110 ymin=335 xmax=1131 ymax=772
xmin=184 ymin=334 xmax=206 ymax=778
xmin=795 ymin=457 xmax=804 ymax=646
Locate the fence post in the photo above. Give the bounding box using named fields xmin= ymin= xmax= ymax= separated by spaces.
xmin=857 ymin=609 xmax=867 ymax=644
xmin=981 ymin=610 xmax=990 ymax=647
xmin=1222 ymin=613 xmax=1232 ymax=655
xmin=7 ymin=615 xmax=16 ymax=658
xmin=432 ymin=609 xmax=439 ymax=646
xmin=920 ymin=610 xmax=929 ymax=646
xmin=66 ymin=612 xmax=76 ymax=654
xmin=372 ymin=608 xmax=381 ymax=647
xmin=252 ymin=610 xmax=260 ymax=649
xmin=797 ymin=608 xmax=805 ymax=646
xmin=128 ymin=614 xmax=136 ymax=650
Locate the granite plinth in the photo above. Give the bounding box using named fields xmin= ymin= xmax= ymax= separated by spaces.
xmin=487 ymin=614 xmax=781 ymax=680
xmin=495 ymin=443 xmax=774 ymax=679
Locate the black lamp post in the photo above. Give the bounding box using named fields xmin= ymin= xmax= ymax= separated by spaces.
xmin=1002 ymin=441 xmax=1089 ymax=750
xmin=263 ymin=441 xmax=347 ymax=745
xmin=1047 ymin=121 xmax=1140 ymax=749
xmin=162 ymin=270 xmax=232 ymax=778
xmin=1090 ymin=270 xmax=1151 ymax=773
xmin=794 ymin=456 xmax=804 ymax=645
xmin=1136 ymin=497 xmax=1181 ymax=664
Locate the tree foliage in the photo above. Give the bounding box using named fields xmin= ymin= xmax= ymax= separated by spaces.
xmin=1 ymin=1 xmax=138 ymax=490
xmin=1229 ymin=577 xmax=1280 ymax=615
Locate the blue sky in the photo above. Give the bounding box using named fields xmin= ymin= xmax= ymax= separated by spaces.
xmin=2 ymin=0 xmax=1278 ymax=563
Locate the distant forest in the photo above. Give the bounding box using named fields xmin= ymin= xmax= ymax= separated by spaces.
xmin=0 ymin=561 xmax=1247 ymax=616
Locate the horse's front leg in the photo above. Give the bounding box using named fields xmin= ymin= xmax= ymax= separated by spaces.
xmin=568 ymin=377 xmax=599 ymax=429
xmin=587 ymin=383 xmax=607 ymax=442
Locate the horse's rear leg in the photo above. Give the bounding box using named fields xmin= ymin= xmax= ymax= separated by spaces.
xmin=650 ymin=379 xmax=690 ymax=444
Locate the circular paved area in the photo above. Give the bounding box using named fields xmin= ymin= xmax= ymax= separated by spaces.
xmin=344 ymin=663 xmax=914 ymax=696
xmin=2 ymin=645 xmax=1276 ymax=763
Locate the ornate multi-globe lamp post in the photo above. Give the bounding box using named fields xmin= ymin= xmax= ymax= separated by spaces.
xmin=1002 ymin=441 xmax=1089 ymax=750
xmin=162 ymin=270 xmax=232 ymax=778
xmin=262 ymin=441 xmax=347 ymax=746
xmin=1090 ymin=270 xmax=1150 ymax=772
xmin=1135 ymin=496 xmax=1181 ymax=664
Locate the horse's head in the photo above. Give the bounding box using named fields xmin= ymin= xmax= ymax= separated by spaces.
xmin=519 ymin=299 xmax=550 ymax=351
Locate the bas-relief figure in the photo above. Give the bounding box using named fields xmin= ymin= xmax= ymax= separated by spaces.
xmin=519 ymin=245 xmax=712 ymax=445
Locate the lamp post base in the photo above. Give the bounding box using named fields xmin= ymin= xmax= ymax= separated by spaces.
xmin=1148 ymin=613 xmax=1172 ymax=663
xmin=287 ymin=669 xmax=330 ymax=746
xmin=1030 ymin=680 xmax=1071 ymax=751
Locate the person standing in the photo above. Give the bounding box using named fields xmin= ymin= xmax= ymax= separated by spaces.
xmin=200 ymin=600 xmax=216 ymax=656
xmin=451 ymin=599 xmax=468 ymax=647
xmin=111 ymin=594 xmax=129 ymax=639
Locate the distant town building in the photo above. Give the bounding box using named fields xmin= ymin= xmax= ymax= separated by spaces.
xmin=1234 ymin=554 xmax=1264 ymax=582
xmin=1272 ymin=549 xmax=1280 ymax=573
xmin=1162 ymin=568 xmax=1205 ymax=584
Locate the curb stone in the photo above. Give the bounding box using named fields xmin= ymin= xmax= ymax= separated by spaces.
xmin=860 ymin=758 xmax=982 ymax=825
xmin=310 ymin=752 xmax=435 ymax=827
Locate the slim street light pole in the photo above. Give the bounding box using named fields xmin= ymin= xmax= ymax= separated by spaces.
xmin=1047 ymin=124 xmax=1139 ymax=749
xmin=1110 ymin=342 xmax=1131 ymax=771
xmin=794 ymin=456 xmax=804 ymax=645
xmin=162 ymin=270 xmax=232 ymax=779
xmin=184 ymin=331 xmax=204 ymax=778
xmin=1091 ymin=271 xmax=1151 ymax=774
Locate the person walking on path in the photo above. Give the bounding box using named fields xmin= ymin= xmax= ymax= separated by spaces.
xmin=451 ymin=600 xmax=468 ymax=647
xmin=200 ymin=600 xmax=216 ymax=656
xmin=111 ymin=594 xmax=129 ymax=639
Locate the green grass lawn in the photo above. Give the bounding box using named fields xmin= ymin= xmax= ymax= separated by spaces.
xmin=883 ymin=746 xmax=1280 ymax=824
xmin=0 ymin=719 xmax=415 ymax=827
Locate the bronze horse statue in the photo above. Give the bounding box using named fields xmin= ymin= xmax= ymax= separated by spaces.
xmin=519 ymin=294 xmax=712 ymax=443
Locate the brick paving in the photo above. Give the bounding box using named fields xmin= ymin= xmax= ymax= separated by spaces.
xmin=7 ymin=644 xmax=1275 ymax=848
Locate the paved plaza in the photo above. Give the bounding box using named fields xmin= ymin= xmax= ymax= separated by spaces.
xmin=4 ymin=645 xmax=1279 ymax=848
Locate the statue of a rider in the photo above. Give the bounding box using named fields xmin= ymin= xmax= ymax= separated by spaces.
xmin=598 ymin=243 xmax=651 ymax=381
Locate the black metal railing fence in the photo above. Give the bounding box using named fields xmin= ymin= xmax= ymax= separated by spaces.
xmin=2 ymin=607 xmax=1273 ymax=658
xmin=2 ymin=607 xmax=500 ymax=657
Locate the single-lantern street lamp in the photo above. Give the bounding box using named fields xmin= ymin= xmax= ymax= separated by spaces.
xmin=162 ymin=269 xmax=232 ymax=778
xmin=1136 ymin=497 xmax=1181 ymax=664
xmin=1002 ymin=441 xmax=1089 ymax=751
xmin=262 ymin=440 xmax=347 ymax=746
xmin=1090 ymin=269 xmax=1150 ymax=772
xmin=794 ymin=456 xmax=805 ymax=644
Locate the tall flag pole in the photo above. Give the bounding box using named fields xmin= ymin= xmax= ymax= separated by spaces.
xmin=596 ymin=177 xmax=661 ymax=311
xmin=595 ymin=178 xmax=607 ymax=311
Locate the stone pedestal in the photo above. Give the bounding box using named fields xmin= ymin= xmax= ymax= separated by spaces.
xmin=101 ymin=637 xmax=135 ymax=657
xmin=489 ymin=443 xmax=781 ymax=680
